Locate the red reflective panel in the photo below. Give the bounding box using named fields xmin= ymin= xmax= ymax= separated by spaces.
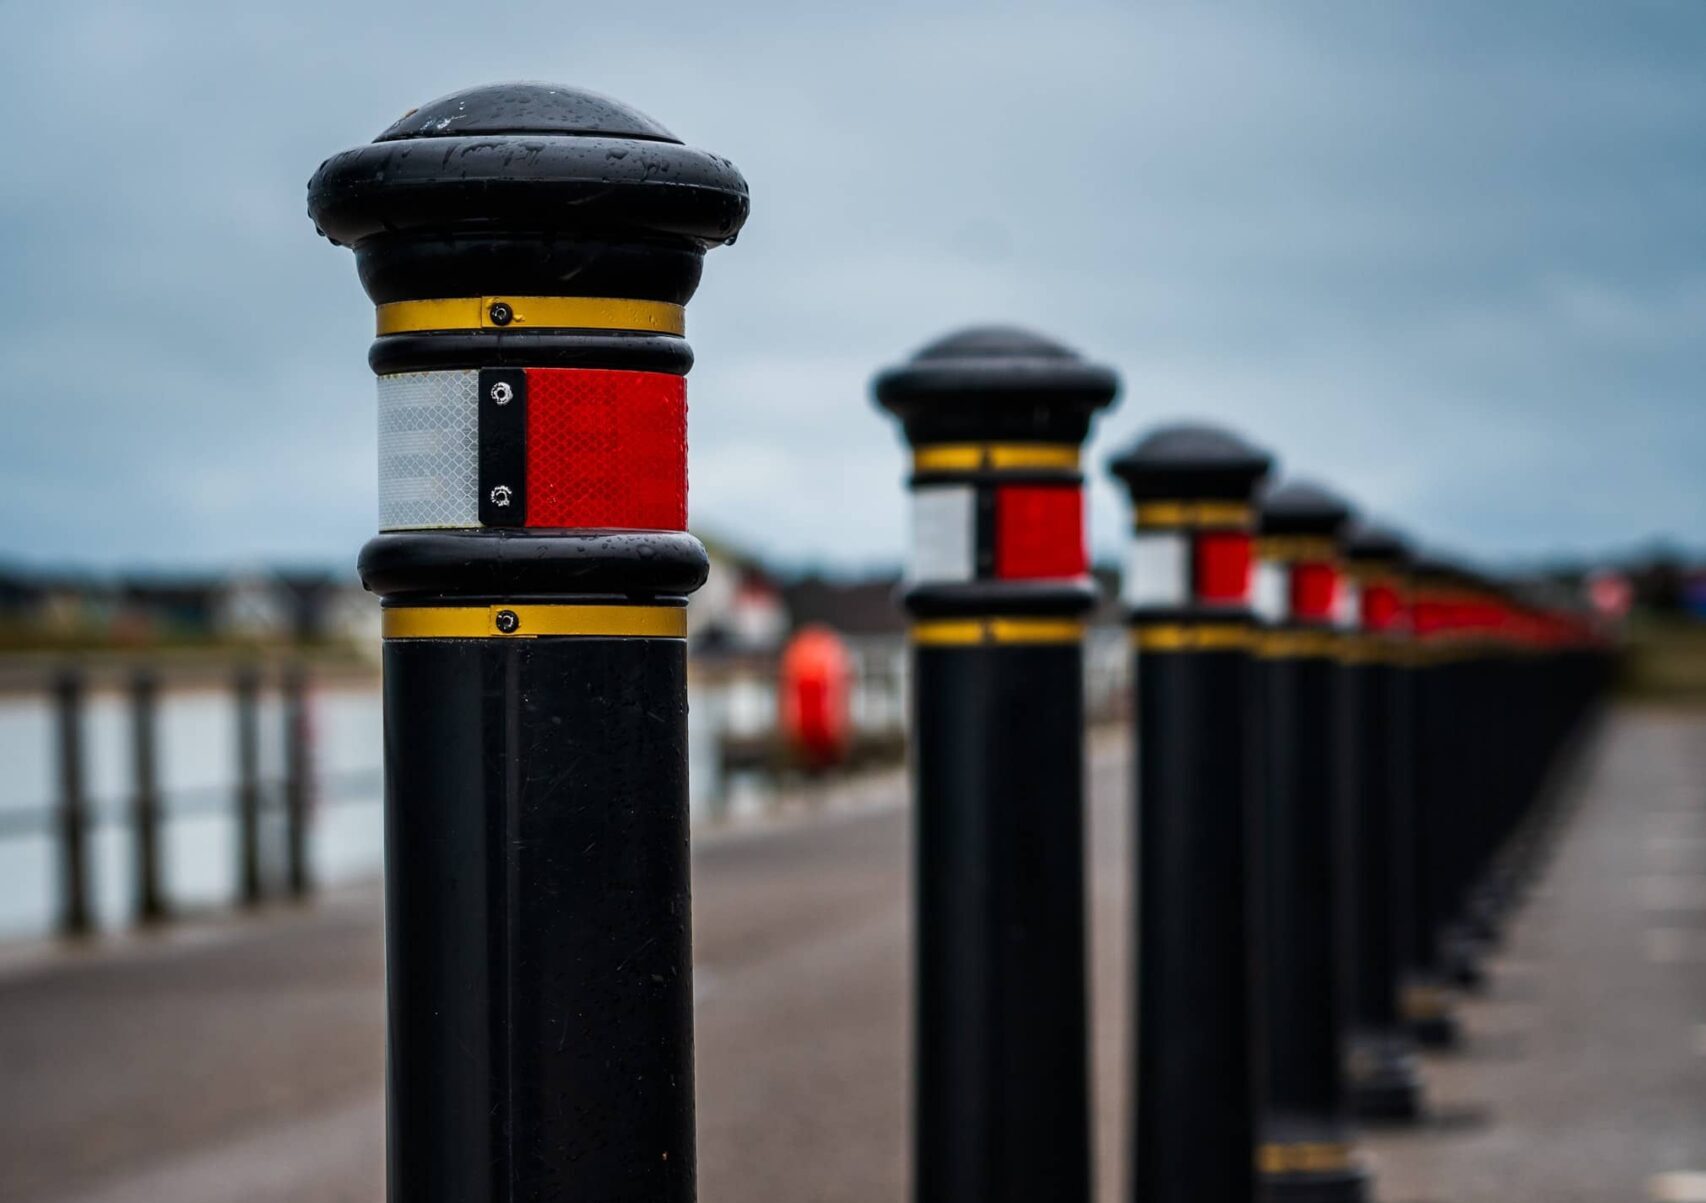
xmin=524 ymin=368 xmax=687 ymax=530
xmin=994 ymin=485 xmax=1085 ymax=580
xmin=1361 ymin=583 xmax=1405 ymax=632
xmin=1289 ymin=561 xmax=1339 ymax=621
xmin=1193 ymin=532 xmax=1253 ymax=604
xmin=1411 ymin=595 xmax=1451 ymax=636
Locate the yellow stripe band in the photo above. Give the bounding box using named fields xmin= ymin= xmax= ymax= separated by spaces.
xmin=912 ymin=443 xmax=1080 ymax=473
xmin=912 ymin=617 xmax=1085 ymax=646
xmin=1131 ymin=623 xmax=1254 ymax=652
xmin=383 ymin=604 xmax=686 ymax=640
xmin=1257 ymin=1142 xmax=1354 ymax=1175
xmin=1256 ymin=629 xmax=1342 ymax=659
xmin=376 ymin=296 xmax=686 ymax=337
xmin=1135 ymin=500 xmax=1253 ymax=529
xmin=1257 ymin=535 xmax=1338 ymax=563
xmin=1337 ymin=635 xmax=1406 ymax=665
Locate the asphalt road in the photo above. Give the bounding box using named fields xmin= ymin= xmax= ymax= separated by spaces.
xmin=0 ymin=712 xmax=1701 ymax=1203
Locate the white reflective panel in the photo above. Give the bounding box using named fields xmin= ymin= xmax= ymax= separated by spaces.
xmin=377 ymin=370 xmax=480 ymax=530
xmin=1335 ymin=579 xmax=1361 ymax=630
xmin=1122 ymin=530 xmax=1190 ymax=607
xmin=1253 ymin=561 xmax=1288 ymax=623
xmin=908 ymin=485 xmax=976 ymax=583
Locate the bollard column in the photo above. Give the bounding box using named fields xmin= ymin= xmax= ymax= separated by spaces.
xmin=234 ymin=665 xmax=263 ymax=906
xmin=53 ymin=668 xmax=92 ymax=938
xmin=1252 ymin=481 xmax=1367 ymax=1202
xmin=310 ymin=83 xmax=746 ymax=1202
xmin=1107 ymin=425 xmax=1272 ymax=1203
xmin=1340 ymin=525 xmax=1423 ymax=1121
xmin=874 ymin=327 xmax=1117 ymax=1203
xmin=281 ymin=663 xmax=311 ymax=899
xmin=1403 ymin=557 xmax=1468 ymax=1047
xmin=130 ymin=668 xmax=167 ymax=923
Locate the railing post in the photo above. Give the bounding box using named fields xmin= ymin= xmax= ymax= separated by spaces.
xmin=1252 ymin=480 xmax=1368 ymax=1202
xmin=1340 ymin=525 xmax=1424 ymax=1121
xmin=130 ymin=668 xmax=167 ymax=924
xmin=53 ymin=667 xmax=92 ymax=938
xmin=309 ymin=82 xmax=747 ymax=1201
xmin=281 ymin=663 xmax=311 ymax=899
xmin=234 ymin=664 xmax=263 ymax=906
xmin=874 ymin=326 xmax=1117 ymax=1203
xmin=1107 ymin=424 xmax=1272 ymax=1203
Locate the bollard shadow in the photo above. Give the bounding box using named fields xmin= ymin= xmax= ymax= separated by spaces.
xmin=1460 ymin=1026 xmax=1532 ymax=1062
xmin=1418 ymin=1101 xmax=1495 ymax=1133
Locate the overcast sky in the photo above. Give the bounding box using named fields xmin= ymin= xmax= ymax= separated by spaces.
xmin=2 ymin=2 xmax=1701 ymax=575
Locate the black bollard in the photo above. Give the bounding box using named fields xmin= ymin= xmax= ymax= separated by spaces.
xmin=1107 ymin=424 xmax=1272 ymax=1203
xmin=1252 ymin=480 xmax=1367 ymax=1202
xmin=1401 ymin=558 xmax=1466 ymax=1048
xmin=281 ymin=663 xmax=311 ymax=899
xmin=874 ymin=326 xmax=1118 ymax=1203
xmin=234 ymin=665 xmax=263 ymax=906
xmin=1340 ymin=525 xmax=1423 ymax=1121
xmin=130 ymin=668 xmax=167 ymax=923
xmin=310 ymin=83 xmax=746 ymax=1202
xmin=53 ymin=668 xmax=92 ymax=938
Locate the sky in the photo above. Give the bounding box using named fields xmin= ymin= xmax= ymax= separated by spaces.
xmin=1 ymin=1 xmax=1701 ymax=576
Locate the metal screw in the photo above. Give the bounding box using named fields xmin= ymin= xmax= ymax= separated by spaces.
xmin=488 ymin=301 xmax=514 ymax=326
xmin=489 ymin=381 xmax=513 ymax=405
xmin=494 ymin=609 xmax=520 ymax=634
xmin=489 ymin=485 xmax=513 ymax=508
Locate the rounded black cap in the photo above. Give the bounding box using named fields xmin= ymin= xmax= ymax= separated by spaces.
xmin=1108 ymin=422 xmax=1273 ymax=502
xmin=873 ymin=325 xmax=1119 ymax=446
xmin=1258 ymin=479 xmax=1354 ymax=537
xmin=1343 ymin=521 xmax=1411 ymax=564
xmin=1408 ymin=548 xmax=1469 ymax=587
xmin=307 ymin=82 xmax=749 ymax=306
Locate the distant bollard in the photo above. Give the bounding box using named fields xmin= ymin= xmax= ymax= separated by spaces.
xmin=1435 ymin=577 xmax=1499 ymax=990
xmin=53 ymin=668 xmax=92 ymax=938
xmin=1252 ymin=481 xmax=1367 ymax=1202
xmin=129 ymin=669 xmax=167 ymax=924
xmin=233 ymin=665 xmax=263 ymax=906
xmin=1339 ymin=525 xmax=1423 ymax=1121
xmin=874 ymin=326 xmax=1117 ymax=1203
xmin=1402 ymin=557 xmax=1466 ymax=1047
xmin=1108 ymin=424 xmax=1272 ymax=1203
xmin=310 ymin=82 xmax=746 ymax=1201
xmin=779 ymin=625 xmax=853 ymax=770
xmin=281 ymin=663 xmax=311 ymax=899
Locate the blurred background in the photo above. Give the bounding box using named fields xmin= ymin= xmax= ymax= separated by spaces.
xmin=0 ymin=3 xmax=1702 ymax=1202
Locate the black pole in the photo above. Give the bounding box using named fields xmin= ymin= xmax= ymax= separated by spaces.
xmin=53 ymin=667 xmax=92 ymax=938
xmin=1252 ymin=481 xmax=1367 ymax=1201
xmin=874 ymin=326 xmax=1118 ymax=1203
xmin=130 ymin=668 xmax=167 ymax=924
xmin=281 ymin=663 xmax=311 ymax=899
xmin=310 ymin=83 xmax=747 ymax=1202
xmin=1401 ymin=560 xmax=1466 ymax=1048
xmin=1107 ymin=425 xmax=1272 ymax=1203
xmin=1340 ymin=525 xmax=1423 ymax=1122
xmin=234 ymin=664 xmax=263 ymax=906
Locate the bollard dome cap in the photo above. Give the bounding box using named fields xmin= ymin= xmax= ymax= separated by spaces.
xmin=1258 ymin=478 xmax=1353 ymax=537
xmin=1408 ymin=548 xmax=1473 ymax=588
xmin=307 ymin=82 xmax=749 ymax=304
xmin=1107 ymin=422 xmax=1272 ymax=502
xmin=1343 ymin=521 xmax=1411 ymax=565
xmin=873 ymin=325 xmax=1119 ymax=446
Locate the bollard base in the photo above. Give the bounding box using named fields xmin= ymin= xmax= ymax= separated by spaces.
xmin=1403 ymin=979 xmax=1461 ymax=1049
xmin=1262 ymin=1166 xmax=1369 ymax=1203
xmin=1442 ymin=927 xmax=1489 ymax=991
xmin=1349 ymin=1031 xmax=1424 ymax=1122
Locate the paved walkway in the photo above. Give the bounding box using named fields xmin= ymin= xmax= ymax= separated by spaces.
xmin=0 ymin=712 xmax=1700 ymax=1202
